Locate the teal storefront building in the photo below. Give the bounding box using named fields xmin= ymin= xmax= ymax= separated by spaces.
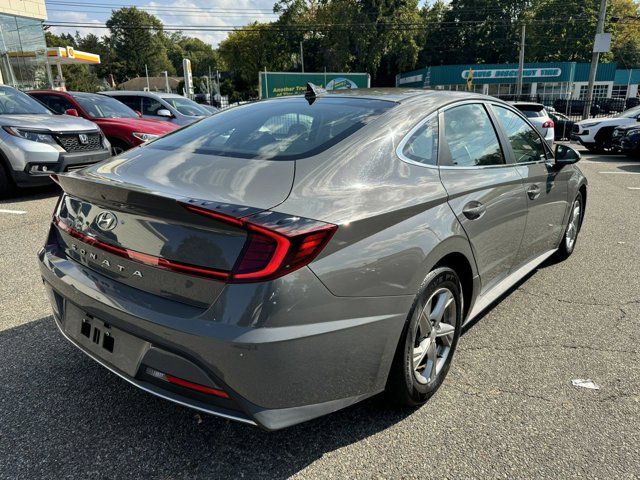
xmin=396 ymin=62 xmax=640 ymax=103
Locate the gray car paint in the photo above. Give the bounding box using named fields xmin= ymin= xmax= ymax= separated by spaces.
xmin=38 ymin=89 xmax=587 ymax=430
xmin=100 ymin=91 xmax=209 ymax=126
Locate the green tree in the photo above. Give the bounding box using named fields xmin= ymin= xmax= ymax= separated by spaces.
xmin=166 ymin=34 xmax=222 ymax=76
xmin=106 ymin=7 xmax=175 ymax=81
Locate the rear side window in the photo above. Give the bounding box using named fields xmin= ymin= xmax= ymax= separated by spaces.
xmin=401 ymin=116 xmax=438 ymax=165
xmin=115 ymin=95 xmax=141 ymax=112
xmin=148 ymin=97 xmax=395 ymax=160
xmin=442 ymin=104 xmax=505 ymax=167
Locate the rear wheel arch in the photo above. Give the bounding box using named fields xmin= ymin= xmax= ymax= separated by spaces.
xmin=578 ymin=184 xmax=587 ymax=222
xmin=432 ymin=252 xmax=474 ymax=319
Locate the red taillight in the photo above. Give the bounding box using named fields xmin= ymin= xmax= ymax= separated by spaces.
xmin=182 ymin=203 xmax=337 ymax=283
xmin=146 ymin=367 xmax=229 ymax=398
xmin=542 ymin=120 xmax=555 ymax=129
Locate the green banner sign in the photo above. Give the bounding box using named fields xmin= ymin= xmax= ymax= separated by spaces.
xmin=259 ymin=72 xmax=370 ymax=98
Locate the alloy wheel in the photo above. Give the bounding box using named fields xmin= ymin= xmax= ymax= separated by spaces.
xmin=412 ymin=287 xmax=457 ymax=385
xmin=565 ymin=199 xmax=581 ymax=251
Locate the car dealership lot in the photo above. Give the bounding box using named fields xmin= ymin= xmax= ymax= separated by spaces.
xmin=0 ymin=152 xmax=638 ymax=479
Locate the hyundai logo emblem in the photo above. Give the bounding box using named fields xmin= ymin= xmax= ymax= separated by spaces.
xmin=95 ymin=211 xmax=117 ymax=232
xmin=78 ymin=133 xmax=89 ymax=145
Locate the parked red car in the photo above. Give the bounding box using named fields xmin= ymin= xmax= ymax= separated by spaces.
xmin=28 ymin=90 xmax=178 ymax=155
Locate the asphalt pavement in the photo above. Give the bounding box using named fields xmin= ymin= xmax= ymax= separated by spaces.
xmin=0 ymin=151 xmax=639 ymax=479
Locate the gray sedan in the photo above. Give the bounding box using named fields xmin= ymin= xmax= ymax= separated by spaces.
xmin=38 ymin=88 xmax=586 ymax=430
xmin=101 ymin=91 xmax=213 ymax=126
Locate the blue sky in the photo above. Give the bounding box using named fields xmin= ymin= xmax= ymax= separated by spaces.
xmin=47 ymin=0 xmax=279 ymax=46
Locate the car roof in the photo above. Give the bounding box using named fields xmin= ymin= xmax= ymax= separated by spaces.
xmin=510 ymin=101 xmax=545 ymax=109
xmin=268 ymin=88 xmax=504 ymax=108
xmin=103 ymin=90 xmax=182 ymax=98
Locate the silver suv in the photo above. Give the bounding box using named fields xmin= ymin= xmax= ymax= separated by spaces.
xmin=0 ymin=85 xmax=110 ymax=194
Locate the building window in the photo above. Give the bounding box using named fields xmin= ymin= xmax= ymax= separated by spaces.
xmin=611 ymin=85 xmax=628 ymax=99
xmin=579 ymin=84 xmax=609 ymax=99
xmin=0 ymin=13 xmax=49 ymax=89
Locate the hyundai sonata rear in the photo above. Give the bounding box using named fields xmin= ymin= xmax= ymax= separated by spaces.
xmin=39 ymin=89 xmax=586 ymax=429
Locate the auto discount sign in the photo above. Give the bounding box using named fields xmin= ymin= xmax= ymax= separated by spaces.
xmin=460 ymin=67 xmax=562 ymax=80
xmin=259 ymin=72 xmax=370 ymax=98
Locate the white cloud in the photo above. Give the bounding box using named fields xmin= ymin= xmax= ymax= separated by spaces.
xmin=146 ymin=0 xmax=278 ymax=46
xmin=48 ymin=12 xmax=103 ymax=40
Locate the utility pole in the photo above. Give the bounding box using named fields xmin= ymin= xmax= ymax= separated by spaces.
xmin=516 ymin=24 xmax=526 ymax=98
xmin=145 ymin=64 xmax=150 ymax=91
xmin=163 ymin=70 xmax=170 ymax=93
xmin=300 ymin=41 xmax=304 ymax=73
xmin=583 ymin=0 xmax=608 ymax=120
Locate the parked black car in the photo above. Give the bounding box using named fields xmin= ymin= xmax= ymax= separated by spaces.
xmin=612 ymin=125 xmax=640 ymax=157
xmin=553 ymin=99 xmax=601 ymax=117
xmin=549 ymin=112 xmax=574 ymax=141
xmin=600 ymin=98 xmax=626 ymax=114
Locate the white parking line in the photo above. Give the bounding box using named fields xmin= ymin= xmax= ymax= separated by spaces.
xmin=627 ymin=187 xmax=640 ymax=190
xmin=0 ymin=209 xmax=27 ymax=215
xmin=599 ymin=171 xmax=640 ymax=175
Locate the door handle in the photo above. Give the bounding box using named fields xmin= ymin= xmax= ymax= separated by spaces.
xmin=462 ymin=201 xmax=486 ymax=220
xmin=527 ymin=184 xmax=541 ymax=200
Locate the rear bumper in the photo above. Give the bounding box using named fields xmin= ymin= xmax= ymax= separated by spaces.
xmin=13 ymin=149 xmax=111 ymax=187
xmin=38 ymin=242 xmax=411 ymax=430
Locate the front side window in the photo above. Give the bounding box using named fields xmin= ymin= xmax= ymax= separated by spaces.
xmin=401 ymin=115 xmax=438 ymax=165
xmin=442 ymin=104 xmax=505 ymax=167
xmin=160 ymin=96 xmax=210 ymax=116
xmin=147 ymin=97 xmax=395 ymax=160
xmin=493 ymin=106 xmax=547 ymax=164
xmin=142 ymin=97 xmax=164 ymax=116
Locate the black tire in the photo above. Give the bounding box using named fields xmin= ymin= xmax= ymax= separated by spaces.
xmin=386 ymin=267 xmax=463 ymax=406
xmin=108 ymin=138 xmax=129 ymax=156
xmin=0 ymin=161 xmax=15 ymax=199
xmin=586 ymin=144 xmax=604 ymax=154
xmin=555 ymin=192 xmax=584 ymax=260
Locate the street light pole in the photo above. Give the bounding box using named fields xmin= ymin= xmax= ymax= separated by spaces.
xmin=516 ymin=24 xmax=526 ymax=98
xmin=583 ymin=0 xmax=608 ymax=120
xmin=300 ymin=41 xmax=304 ymax=73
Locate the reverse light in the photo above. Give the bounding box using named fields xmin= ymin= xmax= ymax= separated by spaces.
xmin=182 ymin=203 xmax=337 ymax=283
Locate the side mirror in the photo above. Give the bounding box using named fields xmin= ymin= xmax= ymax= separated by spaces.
xmin=65 ymin=108 xmax=79 ymax=117
xmin=555 ymin=143 xmax=581 ymax=165
xmin=156 ymin=108 xmax=173 ymax=118
xmin=135 ymin=110 xmax=142 ymax=117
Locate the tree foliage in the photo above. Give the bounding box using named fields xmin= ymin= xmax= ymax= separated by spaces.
xmin=45 ymin=1 xmax=640 ymax=99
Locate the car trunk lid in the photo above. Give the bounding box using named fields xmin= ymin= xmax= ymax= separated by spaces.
xmin=50 ymin=149 xmax=295 ymax=307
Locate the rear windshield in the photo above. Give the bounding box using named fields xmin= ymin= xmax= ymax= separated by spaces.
xmin=516 ymin=105 xmax=545 ymax=118
xmin=147 ymin=97 xmax=395 ymax=160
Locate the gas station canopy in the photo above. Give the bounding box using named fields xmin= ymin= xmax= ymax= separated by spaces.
xmin=47 ymin=46 xmax=100 ymax=65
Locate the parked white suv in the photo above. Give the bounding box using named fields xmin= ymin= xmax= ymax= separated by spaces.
xmin=510 ymin=102 xmax=555 ymax=147
xmin=572 ymin=105 xmax=640 ymax=153
xmin=0 ymin=85 xmax=110 ymax=195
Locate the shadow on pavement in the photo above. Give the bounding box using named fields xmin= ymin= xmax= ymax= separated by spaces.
xmin=0 ymin=316 xmax=414 ymax=479
xmin=0 ymin=185 xmax=59 ymax=204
